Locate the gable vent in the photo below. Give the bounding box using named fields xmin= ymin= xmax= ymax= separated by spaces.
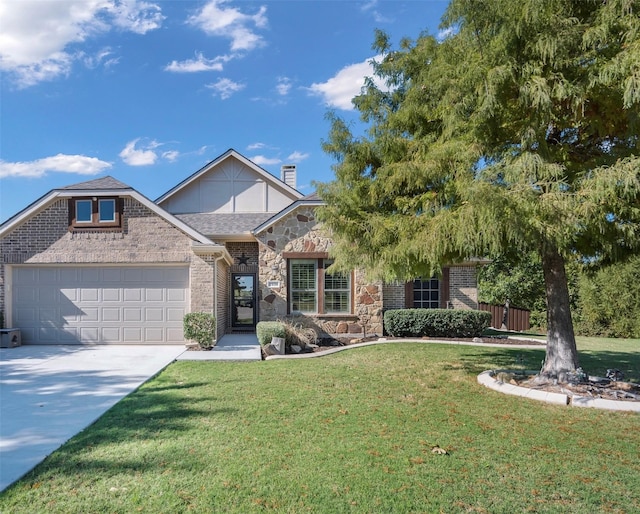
xmin=281 ymin=164 xmax=297 ymax=190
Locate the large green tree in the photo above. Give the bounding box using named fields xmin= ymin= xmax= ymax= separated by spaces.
xmin=317 ymin=0 xmax=640 ymax=381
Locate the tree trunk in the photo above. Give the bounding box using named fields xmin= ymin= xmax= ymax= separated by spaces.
xmin=539 ymin=243 xmax=579 ymax=381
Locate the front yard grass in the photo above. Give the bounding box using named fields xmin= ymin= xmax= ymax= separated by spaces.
xmin=1 ymin=342 xmax=639 ymax=513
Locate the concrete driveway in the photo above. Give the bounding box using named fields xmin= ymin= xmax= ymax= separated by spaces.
xmin=0 ymin=344 xmax=185 ymax=492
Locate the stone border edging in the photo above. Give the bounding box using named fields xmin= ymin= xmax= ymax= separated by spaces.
xmin=477 ymin=370 xmax=640 ymax=412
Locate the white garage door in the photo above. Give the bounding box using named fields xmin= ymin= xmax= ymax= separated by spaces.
xmin=11 ymin=266 xmax=189 ymax=344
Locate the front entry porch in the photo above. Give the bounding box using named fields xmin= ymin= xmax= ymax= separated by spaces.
xmin=177 ymin=333 xmax=261 ymax=361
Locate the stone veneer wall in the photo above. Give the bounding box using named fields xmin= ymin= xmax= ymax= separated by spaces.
xmin=0 ymin=197 xmax=219 ymax=332
xmin=255 ymin=207 xmax=383 ymax=337
xmin=449 ymin=265 xmax=478 ymax=309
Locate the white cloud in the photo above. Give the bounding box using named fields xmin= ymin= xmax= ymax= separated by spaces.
xmin=308 ymin=56 xmax=384 ymax=111
xmin=162 ymin=150 xmax=180 ymax=162
xmin=0 ymin=0 xmax=163 ymax=87
xmin=360 ymin=0 xmax=392 ymax=23
xmin=119 ymin=138 xmax=160 ymax=166
xmin=250 ymin=155 xmax=281 ymax=166
xmin=286 ymin=151 xmax=310 ymax=163
xmin=206 ymin=78 xmax=245 ymax=99
xmin=106 ymin=0 xmax=164 ymax=35
xmin=188 ymin=0 xmax=268 ymax=52
xmin=247 ymin=142 xmax=268 ymax=151
xmin=0 ymin=154 xmax=112 ymax=179
xmin=276 ymin=77 xmax=292 ymax=96
xmin=82 ymin=47 xmax=120 ymax=69
xmin=165 ymin=52 xmax=230 ymax=73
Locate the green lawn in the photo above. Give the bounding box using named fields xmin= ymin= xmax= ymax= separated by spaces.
xmin=1 ymin=341 xmax=639 ymax=513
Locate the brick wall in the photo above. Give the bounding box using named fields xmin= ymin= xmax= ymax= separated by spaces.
xmin=0 ymin=197 xmax=219 ymax=329
xmin=448 ymin=265 xmax=478 ymax=309
xmin=382 ymin=282 xmax=406 ymax=309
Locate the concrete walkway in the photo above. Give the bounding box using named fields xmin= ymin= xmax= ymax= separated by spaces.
xmin=176 ymin=333 xmax=262 ymax=361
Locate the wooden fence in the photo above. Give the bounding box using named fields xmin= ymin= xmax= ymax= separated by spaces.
xmin=478 ymin=302 xmax=530 ymax=332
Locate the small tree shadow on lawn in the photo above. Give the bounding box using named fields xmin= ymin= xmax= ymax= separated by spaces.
xmin=18 ymin=380 xmax=238 ymax=484
xmin=457 ymin=347 xmax=640 ymax=382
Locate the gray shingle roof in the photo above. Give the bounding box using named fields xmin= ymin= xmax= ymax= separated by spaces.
xmin=61 ymin=176 xmax=131 ymax=190
xmin=175 ymin=212 xmax=275 ymax=236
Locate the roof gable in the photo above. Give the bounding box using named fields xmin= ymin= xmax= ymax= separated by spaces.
xmin=156 ymin=149 xmax=304 ymax=215
xmin=252 ymin=197 xmax=325 ymax=235
xmin=0 ymin=177 xmax=217 ymax=248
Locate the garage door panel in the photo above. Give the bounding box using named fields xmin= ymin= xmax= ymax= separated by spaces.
xmin=124 ymin=308 xmax=142 ymax=322
xmin=103 ymin=268 xmax=122 ymax=281
xmin=124 ymin=288 xmax=142 ymax=302
xmin=123 ymin=327 xmax=142 ymax=342
xmin=81 ymin=268 xmax=100 ymax=281
xmin=166 ymin=327 xmax=185 ymax=342
xmin=146 ymin=308 xmax=164 ymax=322
xmin=103 ymin=289 xmax=120 ymax=302
xmin=14 ymin=306 xmax=36 ymax=323
xmin=124 ymin=268 xmax=144 ymax=281
xmin=59 ymin=268 xmax=79 ymax=281
xmin=145 ymin=288 xmax=164 ymax=302
xmin=81 ymin=308 xmax=99 ymax=322
xmin=15 ymin=286 xmax=37 ymax=303
xmin=143 ymin=268 xmax=165 ymax=282
xmin=12 ymin=266 xmax=189 ymax=344
xmin=102 ymin=327 xmax=121 ymax=342
xmin=61 ymin=288 xmax=79 ymax=302
xmin=80 ymin=327 xmax=99 ymax=342
xmin=37 ymin=268 xmax=58 ymax=283
xmin=80 ymin=288 xmax=99 ymax=302
xmin=145 ymin=328 xmax=164 ymax=342
xmin=103 ymin=308 xmax=121 ymax=322
xmin=167 ymin=288 xmax=186 ymax=302
xmin=167 ymin=308 xmax=185 ymax=322
xmin=59 ymin=328 xmax=79 ymax=343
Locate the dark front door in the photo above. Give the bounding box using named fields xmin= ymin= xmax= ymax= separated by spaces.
xmin=232 ymin=273 xmax=256 ymax=329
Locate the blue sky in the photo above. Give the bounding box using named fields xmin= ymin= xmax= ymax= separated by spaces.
xmin=0 ymin=0 xmax=447 ymax=222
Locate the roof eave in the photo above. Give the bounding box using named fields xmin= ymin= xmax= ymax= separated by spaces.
xmin=191 ymin=243 xmax=234 ymax=265
xmin=252 ymin=199 xmax=324 ymax=235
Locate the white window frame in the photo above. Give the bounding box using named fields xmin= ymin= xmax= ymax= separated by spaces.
xmin=322 ymin=260 xmax=351 ymax=314
xmin=288 ymin=258 xmax=352 ymax=314
xmin=289 ymin=259 xmax=318 ymax=313
xmin=75 ymin=199 xmax=93 ymax=223
xmin=98 ymin=199 xmax=116 ymax=222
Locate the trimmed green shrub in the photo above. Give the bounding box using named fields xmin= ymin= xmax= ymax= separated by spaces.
xmin=384 ymin=308 xmax=491 ymax=338
xmin=183 ymin=312 xmax=216 ymax=349
xmin=256 ymin=321 xmax=286 ymax=346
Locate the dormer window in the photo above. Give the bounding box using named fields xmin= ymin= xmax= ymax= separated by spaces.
xmin=75 ymin=199 xmax=93 ymax=223
xmin=98 ymin=199 xmax=116 ymax=222
xmin=69 ymin=197 xmax=122 ymax=230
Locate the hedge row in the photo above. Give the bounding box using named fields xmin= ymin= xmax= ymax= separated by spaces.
xmin=384 ymin=308 xmax=491 ymax=338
